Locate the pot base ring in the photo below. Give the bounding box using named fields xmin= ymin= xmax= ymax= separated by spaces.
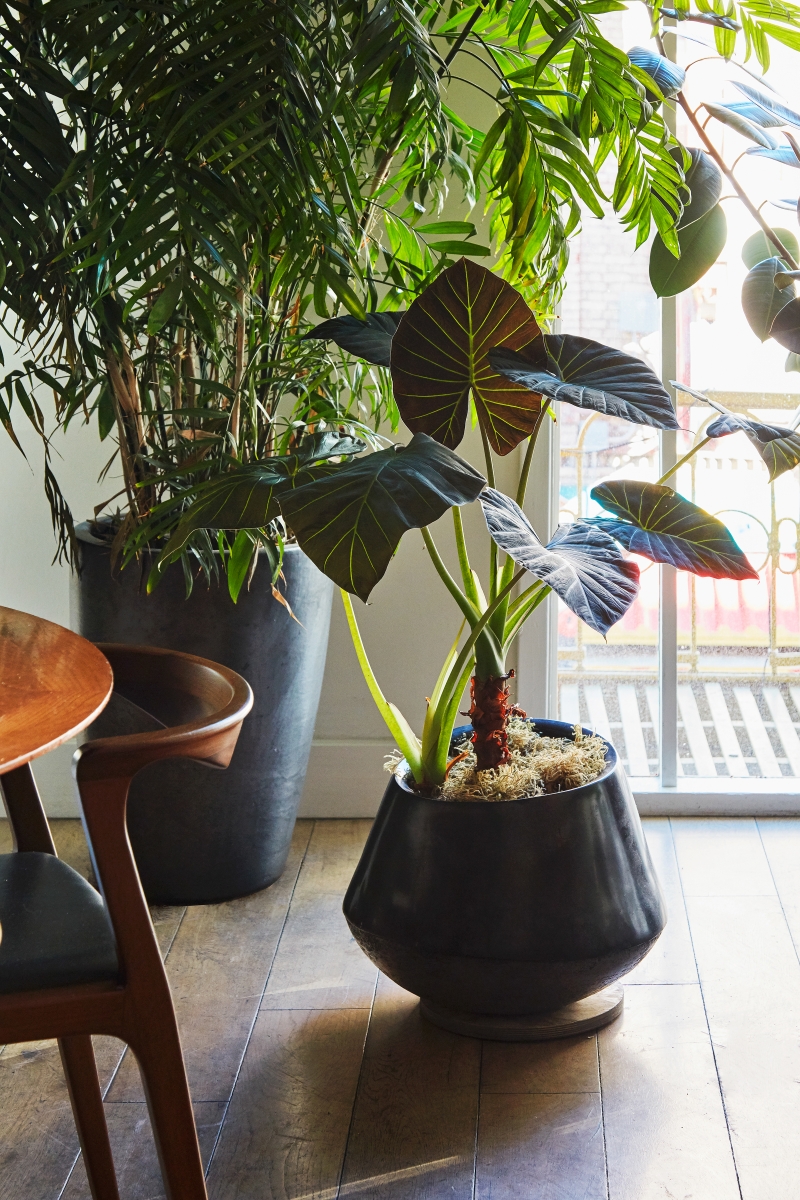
xmin=420 ymin=983 xmax=624 ymax=1042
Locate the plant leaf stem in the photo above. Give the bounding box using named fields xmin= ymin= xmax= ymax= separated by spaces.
xmin=340 ymin=589 xmax=424 ymax=778
xmin=656 ymin=435 xmax=712 ymax=485
xmin=654 ymin=28 xmax=800 ymax=270
xmin=452 ymin=505 xmax=482 ymax=608
xmin=421 ymin=524 xmax=505 ymax=678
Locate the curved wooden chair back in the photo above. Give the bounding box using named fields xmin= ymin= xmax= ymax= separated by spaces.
xmin=0 ymin=643 xmax=253 ymax=1200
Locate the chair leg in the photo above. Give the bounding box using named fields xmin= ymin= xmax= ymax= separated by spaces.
xmin=58 ymin=1035 xmax=120 ymax=1200
xmin=129 ymin=1024 xmax=207 ymax=1200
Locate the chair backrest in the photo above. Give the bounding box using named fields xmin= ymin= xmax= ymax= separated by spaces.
xmin=77 ymin=644 xmax=254 ymax=781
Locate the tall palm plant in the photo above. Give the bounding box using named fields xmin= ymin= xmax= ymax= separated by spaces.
xmin=2 ymin=0 xmax=795 ymax=587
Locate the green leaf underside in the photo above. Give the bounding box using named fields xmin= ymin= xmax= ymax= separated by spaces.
xmin=746 ymin=147 xmax=800 ymax=167
xmin=389 ymin=259 xmax=545 ymax=455
xmin=677 ymin=150 xmax=722 ymax=229
xmin=733 ymin=82 xmax=800 ymax=130
xmin=703 ymin=102 xmax=778 ymax=148
xmin=488 ymin=335 xmax=679 ymax=430
xmin=768 ymin=295 xmax=800 ymax=352
xmin=742 ymin=257 xmax=795 ymax=341
xmin=707 ymin=412 xmax=800 ymax=481
xmin=590 ymin=480 xmax=758 ymax=580
xmin=480 ymin=488 xmax=639 ymax=637
xmin=724 ymin=102 xmax=785 ymax=129
xmin=742 ymin=229 xmax=800 ymax=270
xmin=304 ymin=312 xmax=405 ymax=368
xmin=650 ymin=205 xmax=727 ymax=298
xmin=279 ymin=432 xmax=486 ymax=602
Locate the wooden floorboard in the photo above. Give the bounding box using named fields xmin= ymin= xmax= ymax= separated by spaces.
xmin=339 ymin=974 xmax=480 ymax=1200
xmin=10 ymin=816 xmax=800 ymax=1198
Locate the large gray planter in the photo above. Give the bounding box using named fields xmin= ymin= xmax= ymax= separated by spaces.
xmin=71 ymin=531 xmax=333 ymax=904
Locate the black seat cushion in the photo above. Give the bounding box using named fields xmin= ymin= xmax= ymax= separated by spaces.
xmin=0 ymin=853 xmax=119 ymax=994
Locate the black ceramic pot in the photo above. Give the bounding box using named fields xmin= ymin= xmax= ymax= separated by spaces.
xmin=71 ymin=530 xmax=333 ymax=904
xmin=343 ymin=719 xmax=666 ymax=1016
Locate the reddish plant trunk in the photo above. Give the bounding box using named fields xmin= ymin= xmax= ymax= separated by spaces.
xmin=468 ymin=670 xmax=526 ymax=772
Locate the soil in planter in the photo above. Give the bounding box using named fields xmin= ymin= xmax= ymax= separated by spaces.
xmin=388 ymin=719 xmax=608 ymax=802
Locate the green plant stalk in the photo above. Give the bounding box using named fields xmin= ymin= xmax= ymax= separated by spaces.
xmin=452 ymin=506 xmax=482 ymax=609
xmin=489 ymin=403 xmax=551 ymax=642
xmin=340 ymin=590 xmax=424 ymax=779
xmin=502 ymin=582 xmax=549 ymax=650
xmin=656 ymin=435 xmax=712 ymax=485
xmin=421 ymin=526 xmax=504 ymax=679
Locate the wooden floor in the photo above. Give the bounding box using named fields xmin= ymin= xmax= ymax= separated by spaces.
xmin=4 ymin=817 xmax=800 ymax=1199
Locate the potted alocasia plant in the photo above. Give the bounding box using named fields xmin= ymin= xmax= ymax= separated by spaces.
xmin=154 ymin=258 xmax=764 ymax=1033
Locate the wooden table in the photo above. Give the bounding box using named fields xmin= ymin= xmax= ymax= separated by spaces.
xmin=0 ymin=607 xmax=113 ymax=776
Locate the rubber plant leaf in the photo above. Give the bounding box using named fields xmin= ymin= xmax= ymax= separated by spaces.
xmin=389 ymin=258 xmax=545 ymax=455
xmin=703 ymin=101 xmax=778 ymax=148
xmin=745 ymin=147 xmax=800 ymax=167
xmin=742 ymin=228 xmax=799 ymax=269
xmin=677 ymin=149 xmax=722 ymax=228
xmin=742 ymin=257 xmax=795 ymax=341
xmin=279 ymin=432 xmax=487 ymax=601
xmin=706 ymin=412 xmax=800 ymax=481
xmin=732 ymin=82 xmax=800 ymax=129
xmin=304 ymin=312 xmax=405 ymax=367
xmin=722 ymin=101 xmax=785 ymax=128
xmin=154 ymin=436 xmax=365 ymax=564
xmin=627 ymin=46 xmax=686 ymax=98
xmin=649 ymin=204 xmax=727 ymax=298
xmin=479 ymin=488 xmax=640 ymax=637
xmin=488 ymin=335 xmax=679 ymax=430
xmin=590 ymin=480 xmax=758 ymax=580
xmin=767 ymin=296 xmax=800 ymax=353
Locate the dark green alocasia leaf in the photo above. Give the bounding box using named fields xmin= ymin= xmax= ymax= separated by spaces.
xmin=590 ymin=480 xmax=758 ymax=580
xmin=389 ymin=259 xmax=545 ymax=455
xmin=706 ymin=412 xmax=800 ymax=481
xmin=677 ymin=150 xmax=722 ymax=229
xmin=767 ymin=295 xmax=800 ymax=352
xmin=279 ymin=432 xmax=487 ymax=601
xmin=649 ymin=204 xmax=727 ymax=298
xmin=742 ymin=257 xmax=795 ymax=340
xmin=627 ymin=47 xmax=686 ymax=98
xmin=154 ymin=435 xmax=365 ymax=566
xmin=488 ymin=335 xmax=679 ymax=430
xmin=305 ymin=312 xmax=405 ymax=368
xmin=742 ymin=229 xmax=799 ymax=269
xmin=479 ymin=488 xmax=639 ymax=637
xmin=733 ymin=82 xmax=800 ymax=129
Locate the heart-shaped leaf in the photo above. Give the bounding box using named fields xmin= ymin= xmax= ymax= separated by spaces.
xmin=488 ymin=335 xmax=678 ymax=430
xmin=390 ymin=259 xmax=545 ymax=455
xmin=650 ymin=204 xmax=727 ymax=298
xmin=706 ymin=412 xmax=800 ymax=481
xmin=724 ymin=101 xmax=785 ymax=128
xmin=746 ymin=147 xmax=800 ymax=167
xmin=305 ymin=312 xmax=405 ymax=367
xmin=479 ymin=488 xmax=640 ymax=637
xmin=280 ymin=432 xmax=487 ymax=601
xmin=677 ymin=149 xmax=722 ymax=228
xmin=733 ymin=82 xmax=800 ymax=129
xmin=627 ymin=47 xmax=686 ymax=98
xmin=704 ymin=102 xmax=778 ymax=148
xmin=153 ymin=435 xmax=366 ymax=563
xmin=742 ymin=257 xmax=795 ymax=340
xmin=768 ymin=295 xmax=800 ymax=352
xmin=742 ymin=228 xmax=799 ymax=269
xmin=590 ymin=479 xmax=758 ymax=580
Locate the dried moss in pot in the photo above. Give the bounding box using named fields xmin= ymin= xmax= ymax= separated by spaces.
xmin=386 ymin=719 xmax=609 ymax=802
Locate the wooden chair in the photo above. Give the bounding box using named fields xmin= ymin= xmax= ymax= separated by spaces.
xmin=0 ymin=643 xmax=253 ymax=1200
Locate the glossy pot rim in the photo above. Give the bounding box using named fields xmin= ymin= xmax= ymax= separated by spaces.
xmin=75 ymin=521 xmax=301 ymax=556
xmin=393 ymin=717 xmax=618 ymax=807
